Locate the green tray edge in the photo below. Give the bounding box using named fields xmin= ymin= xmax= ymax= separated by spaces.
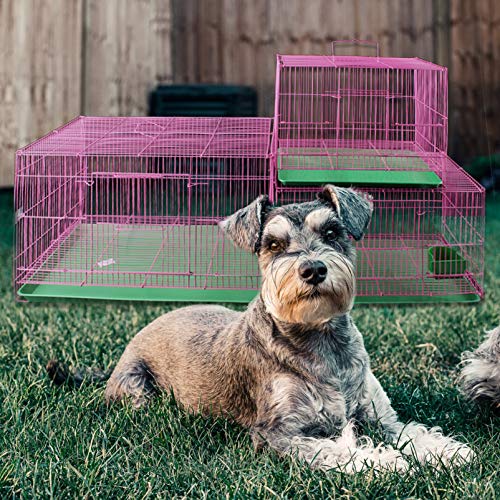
xmin=354 ymin=294 xmax=480 ymax=304
xmin=18 ymin=283 xmax=480 ymax=304
xmin=278 ymin=169 xmax=443 ymax=187
xmin=17 ymin=283 xmax=258 ymax=303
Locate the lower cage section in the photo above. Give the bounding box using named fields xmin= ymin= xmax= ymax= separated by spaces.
xmin=17 ymin=221 xmax=481 ymax=303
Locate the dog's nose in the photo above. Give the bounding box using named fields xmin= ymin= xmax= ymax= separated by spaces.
xmin=298 ymin=260 xmax=328 ymax=285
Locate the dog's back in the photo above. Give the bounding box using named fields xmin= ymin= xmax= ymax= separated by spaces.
xmin=105 ymin=304 xmax=259 ymax=417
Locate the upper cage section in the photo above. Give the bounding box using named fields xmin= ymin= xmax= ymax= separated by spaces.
xmin=18 ymin=116 xmax=273 ymax=159
xmin=273 ymin=41 xmax=448 ymax=186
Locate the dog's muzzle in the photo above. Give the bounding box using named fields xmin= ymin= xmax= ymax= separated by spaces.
xmin=298 ymin=260 xmax=328 ymax=286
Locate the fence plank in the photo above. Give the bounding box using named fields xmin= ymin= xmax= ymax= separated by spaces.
xmin=0 ymin=0 xmax=83 ymax=187
xmin=450 ymin=0 xmax=500 ymax=159
xmin=83 ymin=0 xmax=173 ymax=115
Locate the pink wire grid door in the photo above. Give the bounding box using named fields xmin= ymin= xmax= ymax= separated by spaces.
xmin=14 ymin=40 xmax=485 ymax=303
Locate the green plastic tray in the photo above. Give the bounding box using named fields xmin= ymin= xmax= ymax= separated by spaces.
xmin=277 ymin=147 xmax=442 ymax=186
xmin=17 ymin=284 xmax=258 ymax=303
xmin=18 ymin=283 xmax=480 ymax=304
xmin=428 ymin=246 xmax=467 ymax=276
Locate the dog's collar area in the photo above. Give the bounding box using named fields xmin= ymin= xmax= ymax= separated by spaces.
xmin=258 ymin=293 xmax=350 ymax=336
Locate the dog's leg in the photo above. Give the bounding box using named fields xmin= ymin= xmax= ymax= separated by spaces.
xmin=105 ymin=346 xmax=156 ymax=407
xmin=252 ymin=374 xmax=408 ymax=473
xmin=361 ymin=371 xmax=473 ymax=466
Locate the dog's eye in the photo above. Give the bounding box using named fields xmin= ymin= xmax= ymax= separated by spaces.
xmin=268 ymin=241 xmax=284 ymax=253
xmin=323 ymin=228 xmax=336 ymax=241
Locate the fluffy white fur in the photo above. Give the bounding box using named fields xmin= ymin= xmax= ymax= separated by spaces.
xmin=460 ymin=326 xmax=500 ymax=406
xmin=290 ymin=422 xmax=409 ymax=473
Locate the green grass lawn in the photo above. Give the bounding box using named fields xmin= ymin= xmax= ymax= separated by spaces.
xmin=1 ymin=189 xmax=499 ymax=499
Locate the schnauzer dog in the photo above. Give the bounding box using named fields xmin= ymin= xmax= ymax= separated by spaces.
xmin=460 ymin=325 xmax=500 ymax=410
xmin=101 ymin=185 xmax=472 ymax=472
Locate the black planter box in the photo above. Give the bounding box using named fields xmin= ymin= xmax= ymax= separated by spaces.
xmin=149 ymin=84 xmax=257 ymax=117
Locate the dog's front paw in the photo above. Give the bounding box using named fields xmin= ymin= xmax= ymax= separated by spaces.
xmin=344 ymin=443 xmax=409 ymax=474
xmin=305 ymin=423 xmax=409 ymax=474
xmin=398 ymin=423 xmax=474 ymax=467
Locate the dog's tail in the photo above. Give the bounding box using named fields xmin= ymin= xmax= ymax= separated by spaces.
xmin=46 ymin=359 xmax=110 ymax=388
xmin=459 ymin=325 xmax=500 ymax=410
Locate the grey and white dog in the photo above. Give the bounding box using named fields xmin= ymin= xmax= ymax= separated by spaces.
xmin=460 ymin=326 xmax=500 ymax=409
xmin=104 ymin=185 xmax=472 ymax=472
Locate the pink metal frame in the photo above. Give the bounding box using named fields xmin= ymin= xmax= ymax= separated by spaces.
xmin=272 ymin=49 xmax=448 ymax=176
xmin=15 ymin=117 xmax=272 ymax=293
xmin=271 ymin=43 xmax=484 ymax=300
xmin=14 ymin=42 xmax=485 ymax=302
xmin=276 ymin=161 xmax=485 ymax=299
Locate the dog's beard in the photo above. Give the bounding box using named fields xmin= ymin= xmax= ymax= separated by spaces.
xmin=260 ymin=251 xmax=355 ymax=326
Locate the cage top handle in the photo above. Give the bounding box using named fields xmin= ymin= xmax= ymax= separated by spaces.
xmin=331 ymin=39 xmax=380 ymax=58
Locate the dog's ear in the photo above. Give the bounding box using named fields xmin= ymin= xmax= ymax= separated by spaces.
xmin=219 ymin=195 xmax=272 ymax=252
xmin=318 ymin=185 xmax=373 ymax=240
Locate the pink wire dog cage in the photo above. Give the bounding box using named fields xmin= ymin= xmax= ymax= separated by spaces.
xmin=15 ymin=117 xmax=271 ymax=302
xmin=273 ymin=40 xmax=448 ymax=187
xmin=272 ymin=41 xmax=485 ymax=303
xmin=14 ymin=41 xmax=485 ymax=303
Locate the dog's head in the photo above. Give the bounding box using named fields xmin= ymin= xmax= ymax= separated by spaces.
xmin=219 ymin=185 xmax=373 ymax=326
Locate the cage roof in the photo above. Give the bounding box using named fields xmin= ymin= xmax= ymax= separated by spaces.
xmin=278 ymin=55 xmax=445 ymax=71
xmin=19 ymin=116 xmax=273 ymax=158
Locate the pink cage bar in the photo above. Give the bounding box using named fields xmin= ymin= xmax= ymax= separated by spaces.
xmin=14 ymin=41 xmax=485 ymax=303
xmin=15 ymin=117 xmax=272 ymax=302
xmin=272 ymin=41 xmax=448 ymax=188
xmin=272 ymin=41 xmax=484 ymax=303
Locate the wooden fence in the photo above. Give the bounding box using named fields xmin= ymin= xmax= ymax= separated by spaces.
xmin=0 ymin=0 xmax=172 ymax=187
xmin=173 ymin=0 xmax=500 ymax=164
xmin=1 ymin=0 xmax=498 ymax=186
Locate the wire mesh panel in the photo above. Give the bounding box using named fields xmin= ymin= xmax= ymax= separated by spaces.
xmin=276 ymin=157 xmax=484 ymax=302
xmin=15 ymin=117 xmax=272 ymax=301
xmin=273 ymin=53 xmax=447 ymax=187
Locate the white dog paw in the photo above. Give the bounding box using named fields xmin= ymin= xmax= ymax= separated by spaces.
xmin=399 ymin=423 xmax=474 ymax=467
xmin=345 ymin=444 xmax=410 ymax=474
xmin=298 ymin=423 xmax=409 ymax=474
